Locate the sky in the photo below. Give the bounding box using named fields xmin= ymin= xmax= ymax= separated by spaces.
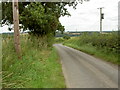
xmin=59 ymin=0 xmax=119 ymax=32
xmin=1 ymin=0 xmax=120 ymax=33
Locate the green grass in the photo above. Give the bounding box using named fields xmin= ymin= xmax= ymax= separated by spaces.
xmin=63 ymin=36 xmax=119 ymax=65
xmin=2 ymin=35 xmax=66 ymax=88
xmin=55 ymin=37 xmax=65 ymax=43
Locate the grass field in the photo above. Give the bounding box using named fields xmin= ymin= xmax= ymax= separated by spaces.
xmin=63 ymin=33 xmax=119 ymax=65
xmin=2 ymin=35 xmax=66 ymax=88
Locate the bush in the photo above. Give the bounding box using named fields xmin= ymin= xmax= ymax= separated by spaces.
xmin=78 ymin=32 xmax=119 ymax=53
xmin=63 ymin=35 xmax=70 ymax=40
xmin=55 ymin=38 xmax=65 ymax=43
xmin=63 ymin=32 xmax=119 ymax=64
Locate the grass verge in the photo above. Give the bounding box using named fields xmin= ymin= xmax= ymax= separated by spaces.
xmin=63 ymin=37 xmax=119 ymax=65
xmin=2 ymin=35 xmax=66 ymax=88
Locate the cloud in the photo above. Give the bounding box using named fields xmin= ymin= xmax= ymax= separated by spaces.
xmin=60 ymin=0 xmax=119 ymax=31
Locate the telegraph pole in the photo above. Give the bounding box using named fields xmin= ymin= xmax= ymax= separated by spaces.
xmin=12 ymin=0 xmax=21 ymax=58
xmin=98 ymin=7 xmax=104 ymax=34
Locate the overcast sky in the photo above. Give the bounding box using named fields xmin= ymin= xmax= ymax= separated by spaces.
xmin=1 ymin=0 xmax=119 ymax=33
xmin=59 ymin=0 xmax=119 ymax=32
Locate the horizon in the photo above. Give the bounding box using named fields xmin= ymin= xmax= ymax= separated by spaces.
xmin=1 ymin=0 xmax=119 ymax=33
xmin=1 ymin=29 xmax=118 ymax=34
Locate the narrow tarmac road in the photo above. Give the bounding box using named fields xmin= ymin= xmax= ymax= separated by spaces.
xmin=54 ymin=44 xmax=118 ymax=88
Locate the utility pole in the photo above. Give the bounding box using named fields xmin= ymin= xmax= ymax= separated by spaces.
xmin=12 ymin=0 xmax=21 ymax=59
xmin=98 ymin=7 xmax=104 ymax=34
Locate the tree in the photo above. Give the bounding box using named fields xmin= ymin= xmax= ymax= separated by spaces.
xmin=57 ymin=22 xmax=65 ymax=34
xmin=2 ymin=1 xmax=90 ymax=36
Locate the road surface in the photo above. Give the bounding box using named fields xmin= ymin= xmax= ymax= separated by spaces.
xmin=54 ymin=44 xmax=118 ymax=88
